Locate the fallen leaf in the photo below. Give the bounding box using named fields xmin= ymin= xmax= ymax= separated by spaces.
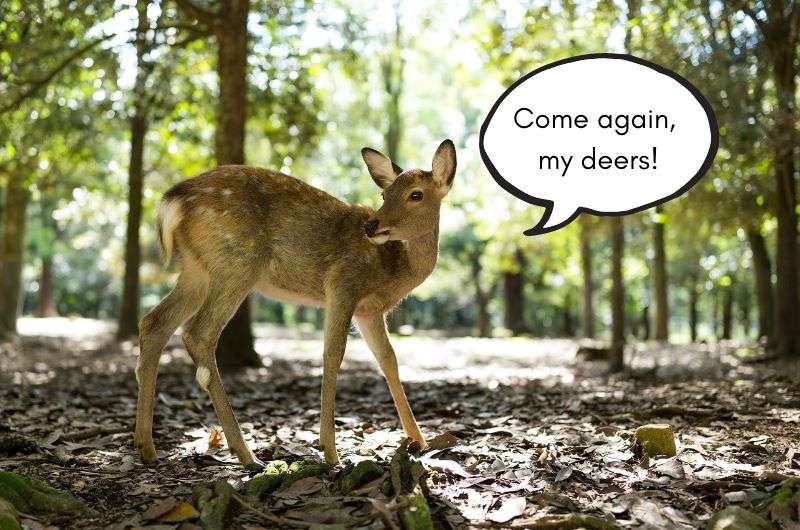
xmin=487 ymin=496 xmax=526 ymax=523
xmin=158 ymin=501 xmax=200 ymax=523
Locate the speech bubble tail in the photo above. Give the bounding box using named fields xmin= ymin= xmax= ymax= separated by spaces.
xmin=524 ymin=203 xmax=579 ymax=236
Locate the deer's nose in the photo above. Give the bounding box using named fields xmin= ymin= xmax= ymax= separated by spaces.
xmin=364 ymin=219 xmax=380 ymax=237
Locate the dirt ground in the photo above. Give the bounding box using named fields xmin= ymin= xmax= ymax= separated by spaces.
xmin=1 ymin=317 xmax=799 ymax=529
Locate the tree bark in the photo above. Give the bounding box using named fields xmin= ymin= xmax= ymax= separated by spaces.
xmin=771 ymin=51 xmax=800 ymax=356
xmin=0 ymin=174 xmax=30 ymax=338
xmin=739 ymin=284 xmax=751 ymax=339
xmin=37 ymin=195 xmax=58 ymax=318
xmin=609 ymin=217 xmax=625 ymax=372
xmin=688 ymin=276 xmax=698 ymax=343
xmin=652 ymin=206 xmax=669 ymax=341
xmin=213 ymin=0 xmax=260 ymax=368
xmin=503 ymin=249 xmax=526 ymax=336
xmin=470 ymin=258 xmax=491 ymax=338
xmin=721 ymin=283 xmax=734 ymax=340
xmin=38 ymin=255 xmax=57 ymax=317
xmin=382 ymin=10 xmax=405 ymax=334
xmin=756 ymin=5 xmax=800 ymax=356
xmin=746 ymin=227 xmax=774 ymax=341
xmin=118 ymin=111 xmax=146 ymax=339
xmin=562 ymin=292 xmax=574 ymax=337
xmin=579 ymin=217 xmax=594 ymax=338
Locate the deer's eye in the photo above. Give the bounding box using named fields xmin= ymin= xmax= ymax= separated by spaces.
xmin=409 ymin=191 xmax=423 ymax=201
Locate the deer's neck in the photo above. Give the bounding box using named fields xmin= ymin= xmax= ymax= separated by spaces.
xmin=405 ymin=226 xmax=439 ymax=280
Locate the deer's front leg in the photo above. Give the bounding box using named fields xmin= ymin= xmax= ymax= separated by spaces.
xmin=319 ymin=293 xmax=356 ymax=465
xmin=354 ymin=314 xmax=426 ymax=449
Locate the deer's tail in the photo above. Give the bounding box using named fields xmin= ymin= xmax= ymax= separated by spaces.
xmin=156 ymin=198 xmax=183 ymax=267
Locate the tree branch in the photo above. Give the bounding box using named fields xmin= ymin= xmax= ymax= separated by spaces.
xmin=173 ymin=0 xmax=217 ymax=27
xmin=0 ymin=34 xmax=113 ymax=114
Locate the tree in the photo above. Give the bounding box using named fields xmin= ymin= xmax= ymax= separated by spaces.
xmin=609 ymin=217 xmax=625 ymax=371
xmin=735 ymin=1 xmax=800 ymax=356
xmin=579 ymin=217 xmax=595 ymax=338
xmin=503 ymin=247 xmax=526 ymax=336
xmin=174 ymin=0 xmax=260 ymax=368
xmin=652 ymin=206 xmax=669 ymax=340
xmin=0 ymin=0 xmax=115 ymax=337
xmin=118 ymin=0 xmax=167 ymax=339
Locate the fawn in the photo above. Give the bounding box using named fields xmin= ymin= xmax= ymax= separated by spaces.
xmin=134 ymin=140 xmax=457 ymax=469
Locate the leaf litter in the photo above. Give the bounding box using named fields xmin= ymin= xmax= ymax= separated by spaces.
xmin=0 ymin=330 xmax=799 ymax=528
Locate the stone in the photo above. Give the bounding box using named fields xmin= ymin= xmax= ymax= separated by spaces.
xmin=634 ymin=424 xmax=677 ymax=457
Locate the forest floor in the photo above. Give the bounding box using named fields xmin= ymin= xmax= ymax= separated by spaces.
xmin=1 ymin=317 xmax=800 ymax=530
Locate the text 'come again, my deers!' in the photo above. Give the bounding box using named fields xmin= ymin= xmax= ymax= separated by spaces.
xmin=479 ymin=53 xmax=719 ymax=236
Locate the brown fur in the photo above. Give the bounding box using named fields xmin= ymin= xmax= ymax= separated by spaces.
xmin=134 ymin=140 xmax=457 ymax=468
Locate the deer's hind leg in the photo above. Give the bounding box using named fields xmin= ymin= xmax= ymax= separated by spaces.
xmin=135 ymin=267 xmax=208 ymax=463
xmin=181 ymin=275 xmax=263 ymax=470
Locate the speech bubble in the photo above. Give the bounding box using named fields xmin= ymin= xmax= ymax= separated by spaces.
xmin=479 ymin=53 xmax=719 ymax=235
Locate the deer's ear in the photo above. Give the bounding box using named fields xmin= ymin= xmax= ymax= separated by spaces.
xmin=361 ymin=147 xmax=402 ymax=189
xmin=431 ymin=139 xmax=456 ymax=191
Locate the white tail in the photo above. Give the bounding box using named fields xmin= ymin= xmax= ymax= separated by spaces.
xmin=156 ymin=199 xmax=183 ymax=266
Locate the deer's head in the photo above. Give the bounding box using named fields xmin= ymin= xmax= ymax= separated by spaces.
xmin=361 ymin=139 xmax=457 ymax=245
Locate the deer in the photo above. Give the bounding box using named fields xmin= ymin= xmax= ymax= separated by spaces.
xmin=133 ymin=139 xmax=457 ymax=470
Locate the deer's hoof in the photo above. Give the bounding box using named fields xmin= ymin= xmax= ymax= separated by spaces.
xmin=135 ymin=441 xmax=157 ymax=464
xmin=245 ymin=458 xmax=267 ymax=473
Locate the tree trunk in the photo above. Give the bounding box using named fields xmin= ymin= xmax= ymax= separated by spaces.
xmin=739 ymin=285 xmax=751 ymax=340
xmin=503 ymin=249 xmax=526 ymax=336
xmin=382 ymin=11 xmax=405 ymax=334
xmin=768 ymin=25 xmax=800 ymax=356
xmin=38 ymin=256 xmax=57 ymax=317
xmin=688 ymin=277 xmax=698 ymax=343
xmin=470 ymin=258 xmax=491 ymax=338
xmin=214 ymin=0 xmax=260 ymax=368
xmin=721 ymin=283 xmax=734 ymax=340
xmin=562 ymin=292 xmax=574 ymax=337
xmin=37 ymin=195 xmax=58 ymax=318
xmin=0 ymin=174 xmax=30 ymax=338
xmin=609 ymin=217 xmax=625 ymax=372
xmin=118 ymin=112 xmax=146 ymax=339
xmin=579 ymin=217 xmax=594 ymax=338
xmin=652 ymin=206 xmax=669 ymax=341
xmin=747 ymin=227 xmax=774 ymax=341
xmin=640 ymin=305 xmax=650 ymax=341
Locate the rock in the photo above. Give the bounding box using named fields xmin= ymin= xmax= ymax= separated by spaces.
xmin=335 ymin=460 xmax=384 ymax=493
xmin=0 ymin=472 xmax=88 ymax=515
xmin=192 ymin=480 xmax=236 ymax=530
xmin=633 ymin=424 xmax=677 ymax=457
xmin=706 ymin=507 xmax=773 ymax=530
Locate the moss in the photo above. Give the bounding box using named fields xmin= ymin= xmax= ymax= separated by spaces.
xmin=245 ymin=459 xmax=330 ymax=498
xmin=399 ymin=489 xmax=433 ymax=530
xmin=244 ymin=460 xmax=288 ymax=497
xmin=280 ymin=460 xmax=330 ymax=490
xmin=706 ymin=507 xmax=773 ymax=530
xmin=335 ymin=460 xmax=384 ymax=493
xmin=0 ymin=499 xmax=21 ymax=530
xmin=633 ymin=424 xmax=677 ymax=457
xmin=0 ymin=472 xmax=87 ymax=516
